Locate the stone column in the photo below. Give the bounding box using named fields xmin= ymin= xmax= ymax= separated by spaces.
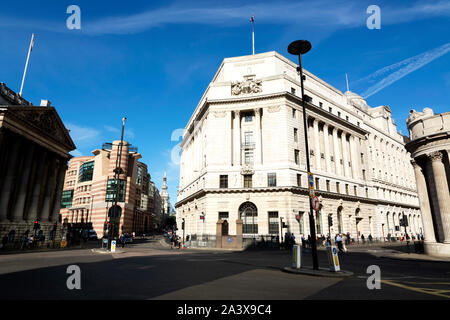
xmin=313 ymin=119 xmax=321 ymax=170
xmin=332 ymin=128 xmax=342 ymax=175
xmin=0 ymin=136 xmax=22 ymax=222
xmin=341 ymin=132 xmax=350 ymax=177
xmin=13 ymin=144 xmax=37 ymax=222
xmin=411 ymin=160 xmax=436 ymax=243
xmin=350 ymin=135 xmax=358 ymax=179
xmin=233 ymin=111 xmax=241 ymax=166
xmin=41 ymin=158 xmax=59 ymax=222
xmin=323 ymin=124 xmax=331 ymax=173
xmin=428 ymin=152 xmax=450 ymax=243
xmin=28 ymin=151 xmax=49 ymax=222
xmin=50 ymin=161 xmax=67 ymax=222
xmin=254 ymin=108 xmax=262 ymax=165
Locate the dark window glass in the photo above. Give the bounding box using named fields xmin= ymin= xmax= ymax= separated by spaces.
xmin=268 ymin=211 xmax=279 ymax=234
xmin=244 ymin=175 xmax=253 ymax=188
xmin=268 ymin=173 xmax=276 ymax=187
xmin=61 ymin=190 xmax=74 ymax=208
xmin=78 ymin=161 xmax=94 ymax=182
xmin=297 ymin=174 xmax=302 ymax=187
xmin=220 ymin=175 xmax=228 ymax=188
xmin=218 ymin=212 xmax=229 ymax=220
xmin=106 ymin=179 xmax=126 ymax=202
xmin=295 ymin=150 xmax=300 ymax=164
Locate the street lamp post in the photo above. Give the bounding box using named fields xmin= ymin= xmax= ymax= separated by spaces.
xmin=288 ymin=40 xmax=319 ymax=270
xmin=108 ymin=117 xmax=127 ymax=250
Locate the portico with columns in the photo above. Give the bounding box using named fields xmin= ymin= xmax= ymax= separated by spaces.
xmin=406 ymin=108 xmax=450 ymax=257
xmin=0 ymin=85 xmax=76 ymax=246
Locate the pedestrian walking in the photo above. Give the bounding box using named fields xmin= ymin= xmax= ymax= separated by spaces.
xmin=336 ymin=234 xmax=344 ymax=253
xmin=361 ymin=234 xmax=365 ymax=244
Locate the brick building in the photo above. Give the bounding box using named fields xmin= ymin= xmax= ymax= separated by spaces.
xmin=59 ymin=141 xmax=160 ymax=238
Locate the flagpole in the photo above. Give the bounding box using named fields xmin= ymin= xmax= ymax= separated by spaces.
xmin=252 ymin=20 xmax=255 ymax=55
xmin=345 ymin=73 xmax=349 ymax=92
xmin=19 ymin=33 xmax=34 ymax=97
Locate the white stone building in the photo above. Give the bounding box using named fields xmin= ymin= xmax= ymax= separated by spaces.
xmin=175 ymin=51 xmax=422 ymax=242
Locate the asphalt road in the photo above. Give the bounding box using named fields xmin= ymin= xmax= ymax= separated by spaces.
xmin=0 ymin=236 xmax=449 ymax=300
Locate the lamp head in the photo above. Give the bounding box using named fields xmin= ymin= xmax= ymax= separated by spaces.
xmin=288 ymin=40 xmax=312 ymax=55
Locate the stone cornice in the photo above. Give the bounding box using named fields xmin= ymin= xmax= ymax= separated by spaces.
xmin=175 ymin=186 xmax=420 ymax=210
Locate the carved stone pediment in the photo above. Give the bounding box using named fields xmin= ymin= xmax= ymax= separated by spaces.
xmin=4 ymin=106 xmax=76 ymax=150
xmin=231 ymin=74 xmax=262 ymax=96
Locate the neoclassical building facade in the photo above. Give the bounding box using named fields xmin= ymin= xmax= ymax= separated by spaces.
xmin=0 ymin=82 xmax=76 ymax=244
xmin=175 ymin=52 xmax=422 ymax=242
xmin=406 ymin=108 xmax=450 ymax=256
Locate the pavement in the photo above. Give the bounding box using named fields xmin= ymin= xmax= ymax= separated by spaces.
xmin=0 ymin=236 xmax=449 ymax=300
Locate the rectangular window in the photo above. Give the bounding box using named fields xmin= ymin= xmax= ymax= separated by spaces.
xmin=294 ymin=128 xmax=298 ymax=142
xmin=244 ymin=131 xmax=254 ymax=147
xmin=268 ymin=212 xmax=279 ymax=234
xmin=315 ymin=178 xmax=320 ymax=190
xmin=354 ymin=186 xmax=357 ymax=196
xmin=245 ymin=150 xmax=254 ymax=164
xmin=291 ymin=87 xmax=296 ymax=95
xmin=319 ymin=102 xmax=323 ymax=108
xmin=362 ymin=169 xmax=366 ymax=180
xmin=61 ymin=190 xmax=74 ymax=208
xmin=346 ymin=115 xmax=349 ymax=121
xmin=295 ymin=149 xmax=300 ymax=165
xmin=218 ymin=212 xmax=229 ymax=220
xmin=336 ymin=182 xmax=340 ymax=193
xmin=292 ymin=108 xmax=296 ymax=118
xmin=338 ymin=111 xmax=341 ymax=118
xmin=245 ymin=114 xmax=253 ymax=122
xmin=105 ymin=179 xmax=126 ymax=202
xmin=78 ymin=161 xmax=94 ymax=183
xmin=220 ymin=175 xmax=228 ymax=188
xmin=329 ymin=107 xmax=333 ymax=113
xmin=346 ymin=184 xmax=349 ymax=195
xmin=244 ymin=175 xmax=253 ymax=188
xmin=136 ymin=166 xmax=143 ymax=185
xmin=268 ymin=173 xmax=277 ymax=187
xmin=297 ymin=174 xmax=302 ymax=187
xmin=361 ymin=153 xmax=365 ymax=165
xmin=326 ymin=180 xmax=330 ymax=192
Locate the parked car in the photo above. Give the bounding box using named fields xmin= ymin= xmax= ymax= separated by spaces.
xmin=88 ymin=230 xmax=98 ymax=240
xmin=122 ymin=233 xmax=133 ymax=243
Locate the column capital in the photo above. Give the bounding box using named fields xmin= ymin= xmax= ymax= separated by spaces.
xmin=234 ymin=110 xmax=240 ymax=117
xmin=427 ymin=151 xmax=443 ymax=162
xmin=254 ymin=108 xmax=260 ymax=115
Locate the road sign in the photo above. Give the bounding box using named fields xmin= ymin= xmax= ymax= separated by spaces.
xmin=308 ymin=172 xmax=314 ymax=190
xmin=312 ymin=196 xmax=320 ymax=211
xmin=111 ymin=240 xmax=116 ymax=252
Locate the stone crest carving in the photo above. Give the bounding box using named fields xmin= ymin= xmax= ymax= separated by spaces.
xmin=268 ymin=105 xmax=281 ymax=113
xmin=428 ymin=151 xmax=443 ymax=162
xmin=213 ymin=111 xmax=226 ymax=118
xmin=241 ymin=164 xmax=254 ymax=175
xmin=231 ymin=75 xmax=262 ymax=95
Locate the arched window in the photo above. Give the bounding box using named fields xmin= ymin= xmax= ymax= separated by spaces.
xmin=239 ymin=202 xmax=258 ymax=234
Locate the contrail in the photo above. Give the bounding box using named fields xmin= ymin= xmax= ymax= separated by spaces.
xmin=360 ymin=42 xmax=450 ymax=98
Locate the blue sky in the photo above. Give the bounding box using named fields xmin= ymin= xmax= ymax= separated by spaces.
xmin=1 ymin=0 xmax=449 ymax=205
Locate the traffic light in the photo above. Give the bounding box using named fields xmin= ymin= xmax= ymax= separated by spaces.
xmin=52 ymin=222 xmax=57 ymax=231
xmin=328 ymin=215 xmax=333 ymax=227
xmin=295 ymin=215 xmax=300 ymax=222
xmin=33 ymin=220 xmax=40 ymax=230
